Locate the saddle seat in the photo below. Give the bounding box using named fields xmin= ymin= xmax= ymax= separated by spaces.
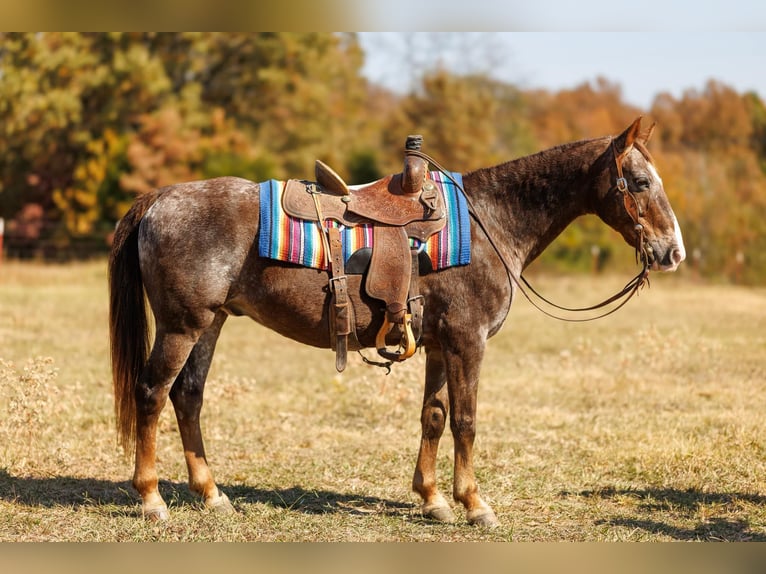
xmin=281 ymin=136 xmax=446 ymax=371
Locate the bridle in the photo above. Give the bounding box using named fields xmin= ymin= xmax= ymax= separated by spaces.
xmin=613 ymin=139 xmax=651 ymax=269
xmin=407 ymin=142 xmax=651 ymax=323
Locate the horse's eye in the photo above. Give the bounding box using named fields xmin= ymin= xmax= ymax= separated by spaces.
xmin=634 ymin=177 xmax=651 ymax=192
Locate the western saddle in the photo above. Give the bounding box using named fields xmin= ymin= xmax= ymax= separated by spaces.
xmin=281 ymin=135 xmax=447 ymax=371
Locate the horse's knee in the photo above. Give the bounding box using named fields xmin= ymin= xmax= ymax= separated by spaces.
xmin=421 ymin=403 xmax=447 ymax=438
xmin=450 ymin=413 xmax=476 ymax=441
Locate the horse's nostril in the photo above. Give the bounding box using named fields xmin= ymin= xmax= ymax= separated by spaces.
xmin=671 ymin=247 xmax=685 ymax=265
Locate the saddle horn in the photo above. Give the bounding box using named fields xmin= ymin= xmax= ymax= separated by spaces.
xmin=402 ymin=135 xmax=428 ymax=195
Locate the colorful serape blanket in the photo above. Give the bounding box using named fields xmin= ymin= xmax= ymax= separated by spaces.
xmin=258 ymin=171 xmax=470 ymax=271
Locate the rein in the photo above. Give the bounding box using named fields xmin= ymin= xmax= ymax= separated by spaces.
xmin=407 ymin=145 xmax=651 ymax=323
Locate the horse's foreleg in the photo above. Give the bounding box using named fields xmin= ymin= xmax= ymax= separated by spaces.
xmin=133 ymin=329 xmax=200 ymax=520
xmin=169 ymin=312 xmax=233 ymax=514
xmin=445 ymin=345 xmax=499 ymax=527
xmin=412 ymin=349 xmax=455 ymax=523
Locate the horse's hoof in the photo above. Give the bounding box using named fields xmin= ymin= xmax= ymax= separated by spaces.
xmin=206 ymin=491 xmax=235 ymax=514
xmin=466 ymin=507 xmax=499 ymax=527
xmin=143 ymin=505 xmax=170 ymax=521
xmin=422 ymin=502 xmax=456 ymax=523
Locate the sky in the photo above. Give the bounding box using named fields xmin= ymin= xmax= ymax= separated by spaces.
xmin=358 ymin=32 xmax=766 ymax=111
xmin=0 ymin=1 xmax=762 ymax=112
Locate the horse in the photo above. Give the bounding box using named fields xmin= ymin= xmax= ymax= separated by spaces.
xmin=108 ymin=117 xmax=685 ymax=525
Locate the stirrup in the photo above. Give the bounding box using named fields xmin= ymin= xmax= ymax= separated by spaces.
xmin=375 ymin=313 xmax=416 ymax=362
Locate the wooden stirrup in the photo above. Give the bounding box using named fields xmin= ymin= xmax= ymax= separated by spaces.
xmin=375 ymin=313 xmax=417 ymax=362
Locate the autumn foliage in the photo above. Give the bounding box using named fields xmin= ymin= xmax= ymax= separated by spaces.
xmin=1 ymin=33 xmax=764 ymax=283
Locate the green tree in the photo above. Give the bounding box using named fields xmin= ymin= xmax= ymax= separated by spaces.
xmin=0 ymin=33 xmax=172 ymax=242
xmin=191 ymin=33 xmax=369 ymax=179
xmin=0 ymin=32 xmax=370 ymax=252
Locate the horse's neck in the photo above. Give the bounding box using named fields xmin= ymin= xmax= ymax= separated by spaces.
xmin=463 ymin=138 xmax=607 ymax=270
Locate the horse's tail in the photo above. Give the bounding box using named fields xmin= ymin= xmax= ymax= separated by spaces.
xmin=108 ymin=191 xmax=160 ymax=454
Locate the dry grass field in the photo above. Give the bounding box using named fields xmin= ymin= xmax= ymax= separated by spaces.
xmin=1 ymin=259 xmax=765 ymax=541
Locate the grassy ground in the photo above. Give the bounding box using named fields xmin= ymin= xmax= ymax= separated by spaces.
xmin=0 ymin=259 xmax=765 ymax=541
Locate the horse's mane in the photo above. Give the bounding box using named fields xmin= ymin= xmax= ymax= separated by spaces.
xmin=466 ymin=135 xmax=613 ymax=184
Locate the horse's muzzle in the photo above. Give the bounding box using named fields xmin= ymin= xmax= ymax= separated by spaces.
xmin=652 ymin=217 xmax=686 ymax=272
xmin=651 ymin=243 xmax=685 ymax=272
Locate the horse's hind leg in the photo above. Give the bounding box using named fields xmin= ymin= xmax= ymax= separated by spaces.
xmin=133 ymin=328 xmax=203 ymax=520
xmin=168 ymin=311 xmax=233 ymax=514
xmin=412 ymin=348 xmax=456 ymax=523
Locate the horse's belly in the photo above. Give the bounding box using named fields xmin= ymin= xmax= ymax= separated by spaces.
xmin=225 ymin=262 xmax=382 ymax=349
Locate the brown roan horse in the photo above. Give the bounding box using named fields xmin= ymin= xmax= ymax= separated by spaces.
xmin=109 ymin=117 xmax=685 ymax=525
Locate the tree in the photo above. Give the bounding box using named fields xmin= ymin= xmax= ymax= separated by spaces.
xmin=0 ymin=33 xmax=173 ymax=243
xmin=746 ymin=91 xmax=766 ymax=173
xmin=0 ymin=33 xmax=370 ymax=252
xmin=527 ymin=78 xmax=642 ymax=149
xmin=649 ymin=82 xmax=766 ymax=283
xmin=400 ymin=70 xmax=499 ymax=171
xmin=191 ymin=33 xmax=369 ymax=179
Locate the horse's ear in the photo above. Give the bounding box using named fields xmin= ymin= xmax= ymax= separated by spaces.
xmin=613 ymin=116 xmax=643 ymax=157
xmin=639 ymin=122 xmax=656 ymax=145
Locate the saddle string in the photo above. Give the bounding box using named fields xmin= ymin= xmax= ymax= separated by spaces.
xmin=307 ymin=183 xmax=333 ymax=264
xmin=406 ymin=148 xmax=651 ymax=323
xmin=309 ymin=181 xmax=397 ymax=372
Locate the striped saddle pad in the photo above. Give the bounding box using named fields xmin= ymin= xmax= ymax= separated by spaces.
xmin=258 ymin=171 xmax=471 ymax=272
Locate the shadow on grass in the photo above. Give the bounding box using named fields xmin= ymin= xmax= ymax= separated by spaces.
xmin=0 ymin=468 xmax=414 ymax=519
xmin=0 ymin=468 xmax=136 ymax=509
xmin=223 ymin=484 xmax=415 ymax=517
xmin=562 ymin=486 xmax=766 ymax=541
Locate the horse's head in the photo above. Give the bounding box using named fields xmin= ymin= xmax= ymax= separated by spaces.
xmin=595 ymin=117 xmax=686 ymax=272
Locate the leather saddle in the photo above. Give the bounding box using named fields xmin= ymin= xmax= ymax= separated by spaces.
xmin=281 ymin=135 xmax=447 ymax=371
